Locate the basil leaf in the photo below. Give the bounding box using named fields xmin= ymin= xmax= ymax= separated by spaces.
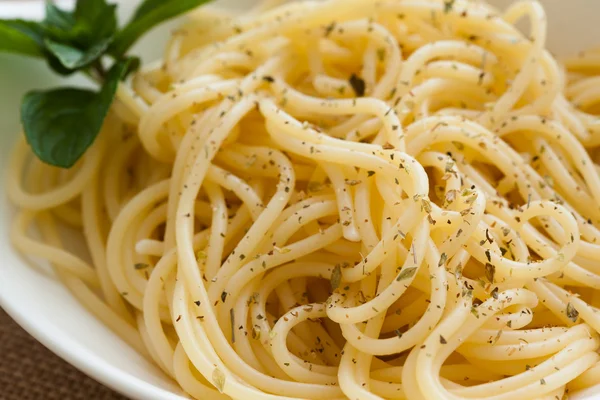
xmin=73 ymin=0 xmax=117 ymax=46
xmin=43 ymin=40 xmax=83 ymax=68
xmin=43 ymin=3 xmax=76 ymax=41
xmin=21 ymin=57 xmax=138 ymax=168
xmin=100 ymin=56 xmax=141 ymax=100
xmin=44 ymin=37 xmax=111 ymax=70
xmin=40 ymin=1 xmax=118 ymax=72
xmin=131 ymin=0 xmax=171 ymax=20
xmin=110 ymin=0 xmax=213 ymax=56
xmin=21 ymin=88 xmax=97 ymax=168
xmin=120 ymin=56 xmax=141 ymax=79
xmin=46 ymin=54 xmax=78 ymax=76
xmin=0 ymin=20 xmax=45 ymax=57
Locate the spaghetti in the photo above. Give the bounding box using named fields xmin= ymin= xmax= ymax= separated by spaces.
xmin=8 ymin=0 xmax=600 ymax=399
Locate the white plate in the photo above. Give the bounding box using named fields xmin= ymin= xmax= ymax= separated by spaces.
xmin=1 ymin=1 xmax=600 ymax=399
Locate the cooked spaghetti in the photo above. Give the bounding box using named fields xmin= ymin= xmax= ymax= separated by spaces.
xmin=8 ymin=0 xmax=600 ymax=398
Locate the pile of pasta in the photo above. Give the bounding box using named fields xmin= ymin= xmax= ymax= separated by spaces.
xmin=9 ymin=0 xmax=600 ymax=399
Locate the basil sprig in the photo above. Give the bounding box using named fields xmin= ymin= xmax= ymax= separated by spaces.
xmin=0 ymin=0 xmax=212 ymax=168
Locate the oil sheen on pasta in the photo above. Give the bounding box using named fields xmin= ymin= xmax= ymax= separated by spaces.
xmin=8 ymin=0 xmax=600 ymax=399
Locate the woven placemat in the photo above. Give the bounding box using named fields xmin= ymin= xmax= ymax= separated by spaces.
xmin=0 ymin=308 xmax=127 ymax=400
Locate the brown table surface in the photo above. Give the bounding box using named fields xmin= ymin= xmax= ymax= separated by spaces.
xmin=0 ymin=308 xmax=127 ymax=400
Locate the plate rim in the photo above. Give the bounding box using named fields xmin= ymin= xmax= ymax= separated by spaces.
xmin=0 ymin=294 xmax=186 ymax=400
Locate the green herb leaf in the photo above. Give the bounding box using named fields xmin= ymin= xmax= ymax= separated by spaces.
xmin=331 ymin=265 xmax=342 ymax=290
xmin=44 ymin=3 xmax=76 ymax=36
xmin=396 ymin=267 xmax=417 ymax=281
xmin=566 ymin=302 xmax=579 ymax=322
xmin=46 ymin=53 xmax=80 ymax=76
xmin=21 ymin=88 xmax=97 ymax=167
xmin=444 ymin=0 xmax=456 ymax=13
xmin=212 ymin=368 xmax=226 ymax=393
xmin=73 ymin=0 xmax=118 ymax=46
xmin=454 ymin=262 xmax=462 ymax=281
xmin=349 ymin=73 xmax=366 ymax=97
xmin=132 ymin=0 xmax=177 ymax=20
xmin=492 ymin=329 xmax=502 ymax=344
xmin=40 ymin=0 xmax=118 ymax=72
xmin=438 ymin=253 xmax=447 ymax=267
xmin=111 ymin=0 xmax=214 ymax=56
xmin=44 ymin=38 xmax=111 ymax=70
xmin=4 ymin=0 xmax=212 ymax=169
xmin=0 ymin=20 xmax=45 ymax=57
xmin=484 ymin=262 xmax=495 ymax=283
xmin=490 ymin=286 xmax=499 ymax=299
xmin=21 ymin=57 xmax=137 ymax=168
xmin=252 ymin=326 xmax=261 ymax=340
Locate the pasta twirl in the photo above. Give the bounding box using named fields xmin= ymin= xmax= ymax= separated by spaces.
xmin=8 ymin=0 xmax=600 ymax=399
